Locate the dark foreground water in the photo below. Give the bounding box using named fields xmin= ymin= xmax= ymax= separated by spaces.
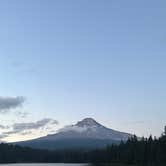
xmin=0 ymin=164 xmax=88 ymax=166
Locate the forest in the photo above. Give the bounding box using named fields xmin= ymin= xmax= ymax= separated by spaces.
xmin=0 ymin=132 xmax=166 ymax=165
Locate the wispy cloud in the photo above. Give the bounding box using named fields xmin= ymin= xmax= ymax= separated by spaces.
xmin=13 ymin=118 xmax=58 ymax=132
xmin=0 ymin=125 xmax=9 ymax=129
xmin=0 ymin=134 xmax=8 ymax=139
xmin=0 ymin=118 xmax=59 ymax=139
xmin=0 ymin=96 xmax=25 ymax=113
xmin=2 ymin=131 xmax=19 ymax=135
xmin=16 ymin=111 xmax=29 ymax=118
xmin=20 ymin=131 xmax=33 ymax=136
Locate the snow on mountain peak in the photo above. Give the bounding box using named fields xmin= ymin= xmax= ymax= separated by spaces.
xmin=76 ymin=118 xmax=101 ymax=127
xmin=31 ymin=118 xmax=132 ymax=142
xmin=59 ymin=118 xmax=101 ymax=133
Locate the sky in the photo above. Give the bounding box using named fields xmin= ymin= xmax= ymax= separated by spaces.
xmin=0 ymin=0 xmax=166 ymax=142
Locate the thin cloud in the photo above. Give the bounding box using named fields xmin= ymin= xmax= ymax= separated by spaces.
xmin=20 ymin=131 xmax=33 ymax=135
xmin=3 ymin=130 xmax=32 ymax=136
xmin=3 ymin=131 xmax=18 ymax=135
xmin=0 ymin=125 xmax=9 ymax=129
xmin=0 ymin=118 xmax=59 ymax=139
xmin=16 ymin=111 xmax=29 ymax=118
xmin=0 ymin=134 xmax=8 ymax=139
xmin=13 ymin=118 xmax=58 ymax=132
xmin=0 ymin=96 xmax=25 ymax=113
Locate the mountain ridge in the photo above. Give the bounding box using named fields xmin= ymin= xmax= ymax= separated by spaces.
xmin=14 ymin=118 xmax=133 ymax=150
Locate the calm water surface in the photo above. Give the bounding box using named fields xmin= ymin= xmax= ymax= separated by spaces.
xmin=0 ymin=164 xmax=88 ymax=166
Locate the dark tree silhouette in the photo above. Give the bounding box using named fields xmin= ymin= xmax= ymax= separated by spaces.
xmin=0 ymin=127 xmax=166 ymax=165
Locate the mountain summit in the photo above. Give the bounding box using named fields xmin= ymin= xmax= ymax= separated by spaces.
xmin=57 ymin=118 xmax=131 ymax=140
xmin=15 ymin=118 xmax=133 ymax=150
xmin=76 ymin=118 xmax=101 ymax=127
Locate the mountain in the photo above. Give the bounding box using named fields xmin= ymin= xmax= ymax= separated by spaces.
xmin=14 ymin=118 xmax=133 ymax=150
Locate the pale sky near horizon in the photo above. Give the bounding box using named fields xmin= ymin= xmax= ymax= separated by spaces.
xmin=0 ymin=0 xmax=166 ymax=142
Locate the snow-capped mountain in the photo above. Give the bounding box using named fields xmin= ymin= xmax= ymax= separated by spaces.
xmin=46 ymin=118 xmax=132 ymax=141
xmin=15 ymin=118 xmax=133 ymax=150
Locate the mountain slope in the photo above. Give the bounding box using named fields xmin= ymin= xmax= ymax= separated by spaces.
xmin=14 ymin=118 xmax=133 ymax=150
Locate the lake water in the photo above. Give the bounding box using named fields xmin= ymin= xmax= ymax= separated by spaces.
xmin=0 ymin=164 xmax=88 ymax=166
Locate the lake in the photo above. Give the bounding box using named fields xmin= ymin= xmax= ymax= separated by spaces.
xmin=0 ymin=164 xmax=88 ymax=166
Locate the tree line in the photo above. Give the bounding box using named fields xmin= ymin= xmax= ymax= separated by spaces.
xmin=0 ymin=130 xmax=166 ymax=165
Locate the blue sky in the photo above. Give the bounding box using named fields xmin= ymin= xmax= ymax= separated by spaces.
xmin=0 ymin=0 xmax=166 ymax=141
